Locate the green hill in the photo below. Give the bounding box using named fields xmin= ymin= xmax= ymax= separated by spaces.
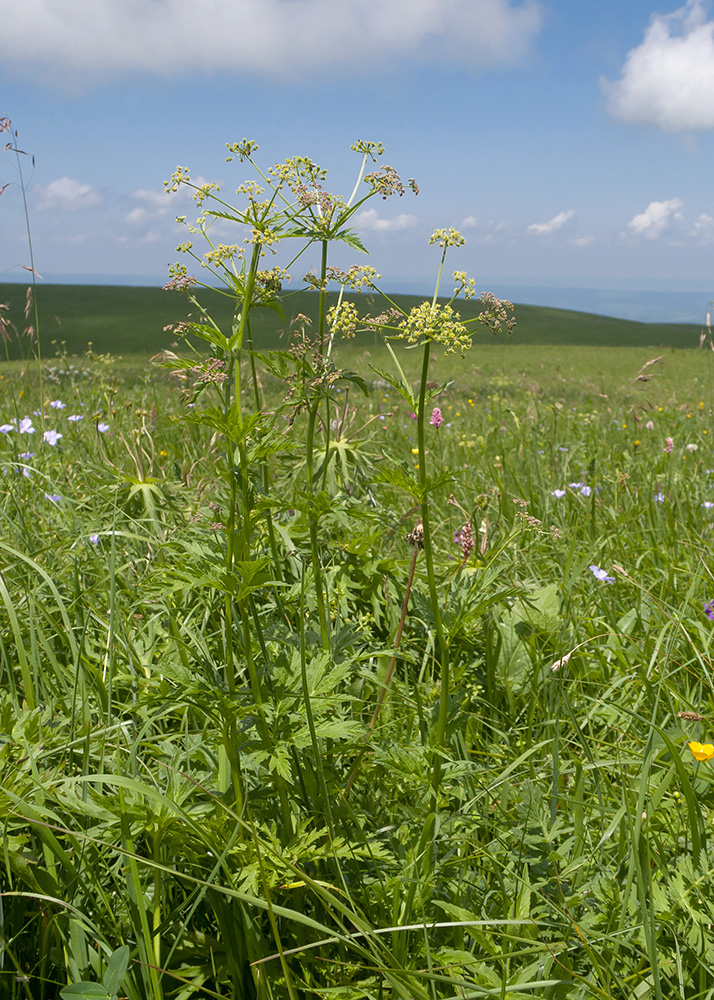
xmin=0 ymin=282 xmax=703 ymax=359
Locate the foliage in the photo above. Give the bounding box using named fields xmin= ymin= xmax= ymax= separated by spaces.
xmin=2 ymin=132 xmax=714 ymax=1000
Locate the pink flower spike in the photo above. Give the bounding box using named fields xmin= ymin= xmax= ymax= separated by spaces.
xmin=430 ymin=407 xmax=444 ymax=429
xmin=665 ymin=437 xmax=674 ymax=454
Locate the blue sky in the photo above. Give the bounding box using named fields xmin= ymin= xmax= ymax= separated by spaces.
xmin=2 ymin=0 xmax=714 ymax=299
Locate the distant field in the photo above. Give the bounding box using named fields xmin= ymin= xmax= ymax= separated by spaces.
xmin=0 ymin=282 xmax=704 ymax=359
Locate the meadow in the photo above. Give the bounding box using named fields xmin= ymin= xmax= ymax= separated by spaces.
xmin=2 ymin=330 xmax=714 ymax=999
xmin=3 ymin=135 xmax=714 ymax=1000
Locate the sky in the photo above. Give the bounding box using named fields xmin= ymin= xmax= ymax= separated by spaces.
xmin=2 ymin=0 xmax=714 ymax=309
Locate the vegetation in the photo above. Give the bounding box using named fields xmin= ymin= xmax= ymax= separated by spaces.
xmin=3 ymin=128 xmax=714 ymax=999
xmin=0 ymin=282 xmax=705 ymax=360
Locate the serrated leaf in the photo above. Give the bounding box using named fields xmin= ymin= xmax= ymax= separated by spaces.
xmin=184 ymin=322 xmax=229 ymax=351
xmin=369 ymin=365 xmax=416 ymax=410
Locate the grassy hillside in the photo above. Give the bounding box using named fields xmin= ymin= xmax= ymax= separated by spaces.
xmin=0 ymin=282 xmax=703 ymax=359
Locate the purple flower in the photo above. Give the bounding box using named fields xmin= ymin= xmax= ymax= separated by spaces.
xmin=590 ymin=564 xmax=615 ymax=584
xmin=654 ymin=492 xmax=665 ymax=503
xmin=44 ymin=493 xmax=62 ymax=503
xmin=551 ymin=489 xmax=566 ymax=498
xmin=67 ymin=414 xmax=84 ymax=423
xmin=568 ymin=481 xmax=585 ymax=489
xmin=410 ymin=412 xmax=418 ymax=421
xmin=430 ymin=406 xmax=444 ymax=429
xmin=18 ymin=451 xmax=35 ymax=459
xmin=705 ymin=603 xmax=714 ymax=621
xmin=49 ymin=400 xmax=65 ymax=410
xmin=456 ymin=522 xmax=474 ymax=558
xmin=703 ymin=501 xmax=714 ymax=510
xmin=97 ymin=422 xmax=110 ymax=433
xmin=0 ymin=424 xmax=13 ymax=434
xmin=43 ymin=429 xmax=63 ymax=446
xmin=580 ymin=485 xmax=592 ymax=497
xmin=19 ymin=418 xmax=35 ymax=435
xmin=89 ymin=533 xmax=100 ymax=545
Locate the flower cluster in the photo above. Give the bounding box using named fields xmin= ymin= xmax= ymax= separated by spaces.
xmin=255 ymin=266 xmax=290 ymax=296
xmin=162 ymin=266 xmax=197 ymax=292
xmin=190 ymin=358 xmax=229 ymax=386
xmin=325 ymin=265 xmax=380 ymax=291
xmin=456 ymin=522 xmax=473 ymax=559
xmin=225 ymin=138 xmax=259 ymax=162
xmin=477 ymin=292 xmax=516 ymax=337
xmin=326 ymin=301 xmax=359 ymax=338
xmin=430 ymin=407 xmax=443 ymax=429
xmin=429 ymin=228 xmax=465 ymax=249
xmin=453 ymin=270 xmax=477 ymax=299
xmin=397 ymin=301 xmax=472 ymax=356
xmin=364 ymin=165 xmax=405 ymax=199
xmin=164 ymin=165 xmax=191 ymax=194
xmin=350 ymin=140 xmax=385 ymax=160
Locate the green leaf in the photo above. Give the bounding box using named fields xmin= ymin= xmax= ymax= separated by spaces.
xmin=60 ymin=985 xmax=110 ymax=1000
xmin=103 ymin=945 xmax=130 ymax=998
xmin=183 ymin=322 xmax=229 ymax=351
xmin=370 ymin=365 xmax=416 ymax=410
xmin=329 ymin=226 xmax=369 ymax=253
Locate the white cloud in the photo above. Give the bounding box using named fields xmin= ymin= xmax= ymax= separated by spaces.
xmin=627 ymin=197 xmax=683 ymax=239
xmin=126 ymin=180 xmax=215 ymax=224
xmin=460 ymin=215 xmax=479 ymax=229
xmin=527 ymin=209 xmax=575 ymax=236
xmin=572 ymin=235 xmax=595 ymax=246
xmin=1 ymin=0 xmax=543 ymax=86
xmin=691 ymin=212 xmax=714 ymax=242
xmin=603 ymin=1 xmax=714 ymax=131
xmin=353 ymin=208 xmax=418 ymax=233
xmin=35 ymin=177 xmax=102 ymax=211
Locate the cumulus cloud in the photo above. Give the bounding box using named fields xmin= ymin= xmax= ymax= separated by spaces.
xmin=353 ymin=208 xmax=418 ymax=233
xmin=460 ymin=215 xmax=479 ymax=229
xmin=691 ymin=212 xmax=714 ymax=242
xmin=572 ymin=235 xmax=595 ymax=246
xmin=35 ymin=177 xmax=102 ymax=211
xmin=527 ymin=209 xmax=575 ymax=236
xmin=1 ymin=0 xmax=543 ymax=87
xmin=125 ymin=181 xmax=215 ymax=225
xmin=126 ymin=187 xmax=174 ymax=225
xmin=627 ymin=197 xmax=683 ymax=239
xmin=603 ymin=0 xmax=714 ymax=131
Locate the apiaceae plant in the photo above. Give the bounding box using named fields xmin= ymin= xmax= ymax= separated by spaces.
xmin=9 ymin=128 xmax=714 ymax=1000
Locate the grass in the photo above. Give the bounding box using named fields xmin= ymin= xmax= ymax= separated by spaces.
xmin=0 ymin=282 xmax=704 ymax=359
xmin=2 ymin=334 xmax=714 ymax=998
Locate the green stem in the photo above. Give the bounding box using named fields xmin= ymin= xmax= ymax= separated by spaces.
xmin=317 ymin=240 xmax=328 ymax=354
xmin=306 ymin=400 xmax=330 ymax=650
xmin=417 ymin=341 xmax=450 ymax=771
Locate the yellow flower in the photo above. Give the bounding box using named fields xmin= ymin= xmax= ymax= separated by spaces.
xmin=689 ymin=741 xmax=714 ymax=761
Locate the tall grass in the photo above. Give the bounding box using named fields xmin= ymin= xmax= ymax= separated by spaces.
xmin=2 ymin=132 xmax=714 ymax=999
xmin=0 ymin=342 xmax=713 ymax=997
